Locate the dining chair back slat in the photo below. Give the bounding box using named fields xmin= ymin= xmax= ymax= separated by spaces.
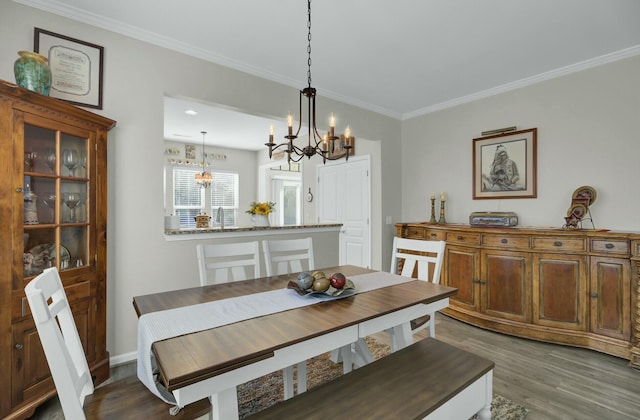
xmin=26 ymin=267 xmax=93 ymax=419
xmin=391 ymin=237 xmax=446 ymax=284
xmin=390 ymin=237 xmax=446 ymax=337
xmin=262 ymin=238 xmax=315 ymax=276
xmin=25 ymin=267 xmax=211 ymax=419
xmin=197 ymin=241 xmax=261 ymax=286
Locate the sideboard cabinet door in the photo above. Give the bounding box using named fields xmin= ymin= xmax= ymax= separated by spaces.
xmin=444 ymin=245 xmax=480 ymax=311
xmin=481 ymin=250 xmax=532 ymax=323
xmin=533 ymin=253 xmax=588 ymax=331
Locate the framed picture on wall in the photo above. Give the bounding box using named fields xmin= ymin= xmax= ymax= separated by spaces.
xmin=473 ymin=128 xmax=537 ymax=199
xmin=34 ymin=28 xmax=104 ymax=109
xmin=185 ymin=144 xmax=196 ymax=160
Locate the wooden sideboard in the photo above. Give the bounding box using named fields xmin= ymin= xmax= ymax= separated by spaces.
xmin=396 ymin=223 xmax=640 ymax=368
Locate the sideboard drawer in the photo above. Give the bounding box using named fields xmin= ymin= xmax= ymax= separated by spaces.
xmin=482 ymin=234 xmax=530 ymax=250
xmin=405 ymin=226 xmax=425 ymax=239
xmin=590 ymin=239 xmax=629 ymax=255
xmin=532 ymin=237 xmax=586 ymax=252
xmin=446 ymin=231 xmax=481 ymax=246
xmin=424 ymin=229 xmax=446 ymax=241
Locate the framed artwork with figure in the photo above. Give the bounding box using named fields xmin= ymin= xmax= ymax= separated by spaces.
xmin=473 ymin=128 xmax=537 ymax=199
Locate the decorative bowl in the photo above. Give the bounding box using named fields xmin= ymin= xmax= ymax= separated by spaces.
xmin=287 ymin=279 xmax=356 ymax=298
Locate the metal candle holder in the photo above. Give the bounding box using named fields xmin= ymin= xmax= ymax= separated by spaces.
xmin=429 ymin=197 xmax=437 ymax=223
xmin=438 ymin=199 xmax=447 ymax=224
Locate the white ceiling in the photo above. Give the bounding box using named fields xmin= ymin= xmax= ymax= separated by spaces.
xmin=17 ymin=0 xmax=640 ymax=150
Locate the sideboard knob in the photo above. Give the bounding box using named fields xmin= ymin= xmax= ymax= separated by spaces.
xmin=605 ymin=243 xmax=614 ymax=249
xmin=554 ymin=241 xmax=563 ymax=247
xmin=590 ymin=292 xmax=598 ymax=298
xmin=501 ymin=239 xmax=508 ymax=244
xmin=457 ymin=236 xmax=463 ymax=240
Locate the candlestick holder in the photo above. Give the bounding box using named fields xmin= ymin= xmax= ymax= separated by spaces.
xmin=438 ymin=200 xmax=447 ymax=224
xmin=429 ymin=197 xmax=436 ymax=223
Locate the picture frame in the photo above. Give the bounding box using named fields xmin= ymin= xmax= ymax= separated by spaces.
xmin=34 ymin=28 xmax=104 ymax=109
xmin=328 ymin=135 xmax=355 ymax=159
xmin=473 ymin=128 xmax=537 ymax=199
xmin=185 ymin=144 xmax=196 ymax=160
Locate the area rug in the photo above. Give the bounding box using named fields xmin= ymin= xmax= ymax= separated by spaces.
xmin=237 ymin=338 xmax=528 ymax=419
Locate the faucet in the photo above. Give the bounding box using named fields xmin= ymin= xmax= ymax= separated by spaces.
xmin=216 ymin=207 xmax=224 ymax=229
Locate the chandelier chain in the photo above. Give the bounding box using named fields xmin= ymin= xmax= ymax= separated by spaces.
xmin=307 ymin=0 xmax=312 ymax=87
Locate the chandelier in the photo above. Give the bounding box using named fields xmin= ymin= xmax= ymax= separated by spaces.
xmin=195 ymin=131 xmax=212 ymax=188
xmin=265 ymin=0 xmax=353 ymax=164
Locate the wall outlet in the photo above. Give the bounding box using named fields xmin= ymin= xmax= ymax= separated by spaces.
xmin=386 ymin=216 xmax=393 ymax=225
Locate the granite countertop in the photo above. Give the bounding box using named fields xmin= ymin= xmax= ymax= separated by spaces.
xmin=165 ymin=223 xmax=342 ymax=235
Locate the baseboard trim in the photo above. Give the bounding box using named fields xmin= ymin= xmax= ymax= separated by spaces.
xmin=110 ymin=351 xmax=137 ymax=366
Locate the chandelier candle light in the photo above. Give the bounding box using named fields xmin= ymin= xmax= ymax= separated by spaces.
xmin=265 ymin=0 xmax=353 ymax=164
xmin=195 ymin=131 xmax=212 ymax=188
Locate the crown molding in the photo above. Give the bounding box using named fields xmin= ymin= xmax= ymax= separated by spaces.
xmin=16 ymin=1 xmax=640 ymax=122
xmin=402 ymin=45 xmax=640 ymax=120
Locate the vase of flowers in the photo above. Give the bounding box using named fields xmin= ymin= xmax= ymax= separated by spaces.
xmin=246 ymin=201 xmax=275 ymax=227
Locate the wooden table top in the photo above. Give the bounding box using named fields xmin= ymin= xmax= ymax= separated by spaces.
xmin=132 ymin=265 xmax=457 ymax=391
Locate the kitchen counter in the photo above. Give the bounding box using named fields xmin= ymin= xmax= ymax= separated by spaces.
xmin=164 ymin=223 xmax=342 ymax=241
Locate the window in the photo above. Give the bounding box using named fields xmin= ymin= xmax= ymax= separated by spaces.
xmin=173 ymin=168 xmax=238 ymax=228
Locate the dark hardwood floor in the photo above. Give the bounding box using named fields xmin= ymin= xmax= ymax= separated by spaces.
xmin=31 ymin=314 xmax=640 ymax=419
xmin=423 ymin=315 xmax=640 ymax=420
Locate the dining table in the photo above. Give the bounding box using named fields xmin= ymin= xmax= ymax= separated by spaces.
xmin=132 ymin=265 xmax=457 ymax=419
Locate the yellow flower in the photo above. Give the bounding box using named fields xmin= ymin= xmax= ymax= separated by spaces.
xmin=246 ymin=201 xmax=275 ymax=215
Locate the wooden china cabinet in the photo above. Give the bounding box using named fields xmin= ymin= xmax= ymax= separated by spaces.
xmin=0 ymin=80 xmax=115 ymax=419
xmin=396 ymin=222 xmax=640 ymax=368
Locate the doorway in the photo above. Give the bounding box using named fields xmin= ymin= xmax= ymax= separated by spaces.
xmin=317 ymin=156 xmax=371 ymax=268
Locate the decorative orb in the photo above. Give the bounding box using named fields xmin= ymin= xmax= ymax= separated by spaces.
xmin=329 ymin=272 xmax=347 ymax=289
xmin=312 ymin=277 xmax=330 ymax=292
xmin=297 ymin=272 xmax=314 ymax=291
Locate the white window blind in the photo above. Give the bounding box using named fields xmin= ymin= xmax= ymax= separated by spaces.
xmin=173 ymin=168 xmax=238 ymax=228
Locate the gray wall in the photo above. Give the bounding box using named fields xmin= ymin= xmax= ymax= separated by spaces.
xmin=401 ymin=55 xmax=640 ymax=230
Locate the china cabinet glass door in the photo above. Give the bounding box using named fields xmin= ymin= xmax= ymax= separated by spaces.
xmin=22 ymin=118 xmax=93 ymax=279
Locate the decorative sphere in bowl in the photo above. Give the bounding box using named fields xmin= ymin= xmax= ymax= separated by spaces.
xmin=297 ymin=272 xmax=314 ymax=290
xmin=312 ymin=277 xmax=330 ymax=292
xmin=311 ymin=271 xmax=326 ymax=280
xmin=329 ymin=272 xmax=347 ymax=289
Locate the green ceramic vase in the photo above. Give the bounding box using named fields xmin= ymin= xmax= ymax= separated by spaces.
xmin=14 ymin=51 xmax=52 ymax=96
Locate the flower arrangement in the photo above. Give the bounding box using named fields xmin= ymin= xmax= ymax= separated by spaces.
xmin=246 ymin=201 xmax=275 ymax=216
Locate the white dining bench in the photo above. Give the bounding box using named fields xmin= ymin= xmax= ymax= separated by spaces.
xmin=248 ymin=337 xmax=494 ymax=420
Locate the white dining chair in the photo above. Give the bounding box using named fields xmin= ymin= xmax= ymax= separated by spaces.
xmin=196 ymin=240 xmax=306 ymax=401
xmin=24 ymin=267 xmax=210 ymax=419
xmin=334 ymin=237 xmax=447 ymax=368
xmin=262 ymin=237 xmax=315 ymax=399
xmin=196 ymin=241 xmax=261 ymax=286
xmin=262 ymin=237 xmax=315 ymax=276
xmin=389 ymin=236 xmax=446 ymax=340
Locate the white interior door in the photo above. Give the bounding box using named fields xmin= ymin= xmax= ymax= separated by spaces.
xmin=317 ymin=156 xmax=371 ymax=268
